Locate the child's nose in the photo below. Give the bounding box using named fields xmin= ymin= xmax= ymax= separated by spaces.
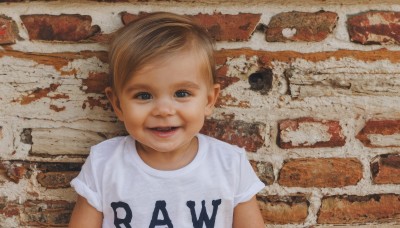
xmin=152 ymin=99 xmax=176 ymax=117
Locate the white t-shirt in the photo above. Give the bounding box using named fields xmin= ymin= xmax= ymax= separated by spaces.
xmin=71 ymin=134 xmax=265 ymax=228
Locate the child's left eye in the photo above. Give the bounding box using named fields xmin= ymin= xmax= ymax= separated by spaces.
xmin=175 ymin=90 xmax=191 ymax=98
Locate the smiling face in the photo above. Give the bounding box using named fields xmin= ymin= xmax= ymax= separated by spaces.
xmin=107 ymin=49 xmax=220 ymax=157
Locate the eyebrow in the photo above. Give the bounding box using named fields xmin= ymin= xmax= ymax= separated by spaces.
xmin=123 ymin=81 xmax=201 ymax=94
xmin=174 ymin=81 xmax=201 ymax=89
xmin=124 ymin=84 xmax=151 ymax=94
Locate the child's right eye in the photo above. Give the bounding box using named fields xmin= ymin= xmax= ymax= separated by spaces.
xmin=134 ymin=92 xmax=152 ymax=100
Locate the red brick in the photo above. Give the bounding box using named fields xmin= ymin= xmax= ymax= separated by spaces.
xmin=0 ymin=15 xmax=17 ymax=45
xmin=278 ymin=158 xmax=362 ymax=187
xmin=120 ymin=11 xmax=143 ymax=25
xmin=37 ymin=171 xmax=79 ymax=188
xmin=278 ymin=118 xmax=346 ymax=149
xmin=348 ymin=11 xmax=400 ymax=45
xmin=121 ymin=12 xmax=261 ymax=41
xmin=371 ymin=153 xmax=400 ymax=184
xmin=82 ymin=72 xmax=109 ymax=94
xmin=22 ymin=200 xmax=74 ymax=226
xmin=250 ymin=160 xmax=275 ymax=185
xmin=266 ymin=11 xmax=338 ymax=42
xmin=356 ymin=119 xmax=400 ymax=148
xmin=201 ymin=119 xmax=265 ymax=152
xmin=257 ymin=195 xmax=308 ymax=224
xmin=318 ymin=194 xmax=400 ymax=224
xmin=192 ymin=13 xmax=261 ymax=41
xmin=21 ymin=14 xmax=100 ymax=42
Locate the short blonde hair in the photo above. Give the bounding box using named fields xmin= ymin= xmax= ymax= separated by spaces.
xmin=108 ymin=12 xmax=216 ymax=95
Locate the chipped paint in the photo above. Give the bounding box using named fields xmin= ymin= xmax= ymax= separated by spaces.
xmin=367 ymin=134 xmax=400 ymax=147
xmin=280 ymin=122 xmax=331 ymax=146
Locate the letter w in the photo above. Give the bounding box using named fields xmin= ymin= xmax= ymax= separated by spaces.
xmin=186 ymin=199 xmax=221 ymax=228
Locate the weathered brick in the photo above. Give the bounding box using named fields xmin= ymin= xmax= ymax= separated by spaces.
xmin=91 ymin=0 xmax=128 ymax=2
xmin=0 ymin=15 xmax=17 ymax=45
xmin=215 ymin=94 xmax=250 ymax=108
xmin=278 ymin=118 xmax=346 ymax=149
xmin=37 ymin=171 xmax=79 ymax=189
xmin=215 ymin=49 xmax=400 ymax=69
xmin=0 ymin=50 xmax=111 ymax=120
xmin=21 ymin=14 xmax=100 ymax=42
xmin=22 ymin=200 xmax=74 ymax=226
xmin=121 ymin=12 xmax=261 ymax=41
xmin=28 ymin=127 xmax=107 ymax=156
xmin=285 ymin=60 xmax=400 ymax=98
xmin=12 ymin=83 xmax=69 ymax=105
xmin=215 ymin=65 xmax=240 ymax=90
xmin=356 ymin=119 xmax=400 ymax=148
xmin=250 ymin=160 xmax=275 ymax=185
xmin=0 ymin=161 xmax=82 ymax=184
xmin=0 ymin=198 xmax=19 ymax=218
xmin=0 ymin=162 xmax=29 ymax=183
xmin=201 ymin=119 xmax=265 ymax=152
xmin=257 ymin=195 xmax=309 ymax=224
xmin=318 ymin=194 xmax=400 ymax=224
xmin=278 ymin=158 xmax=362 ymax=187
xmin=82 ymin=96 xmax=110 ymax=110
xmin=266 ymin=11 xmax=338 ymax=42
xmin=348 ymin=11 xmax=400 ymax=45
xmin=371 ymin=153 xmax=400 ymax=184
xmin=0 ymin=50 xmax=108 ymax=73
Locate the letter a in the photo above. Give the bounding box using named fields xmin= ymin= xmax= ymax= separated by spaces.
xmin=111 ymin=201 xmax=133 ymax=228
xmin=149 ymin=200 xmax=173 ymax=228
xmin=186 ymin=199 xmax=222 ymax=228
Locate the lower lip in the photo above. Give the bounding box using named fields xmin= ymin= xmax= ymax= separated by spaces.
xmin=149 ymin=128 xmax=179 ymax=138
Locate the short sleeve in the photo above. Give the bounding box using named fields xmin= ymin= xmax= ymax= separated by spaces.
xmin=70 ymin=150 xmax=103 ymax=212
xmin=234 ymin=150 xmax=265 ymax=206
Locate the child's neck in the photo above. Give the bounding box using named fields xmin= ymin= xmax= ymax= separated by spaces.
xmin=135 ymin=137 xmax=199 ymax=171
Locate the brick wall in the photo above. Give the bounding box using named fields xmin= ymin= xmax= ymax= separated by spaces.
xmin=0 ymin=0 xmax=400 ymax=227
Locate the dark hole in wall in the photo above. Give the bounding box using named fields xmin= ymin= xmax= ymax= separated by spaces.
xmin=248 ymin=68 xmax=273 ymax=94
xmin=20 ymin=128 xmax=32 ymax=144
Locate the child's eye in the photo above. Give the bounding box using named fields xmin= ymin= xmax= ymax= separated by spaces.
xmin=175 ymin=90 xmax=191 ymax=98
xmin=134 ymin=92 xmax=152 ymax=100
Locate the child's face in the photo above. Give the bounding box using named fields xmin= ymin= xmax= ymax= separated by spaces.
xmin=108 ymin=50 xmax=220 ymax=155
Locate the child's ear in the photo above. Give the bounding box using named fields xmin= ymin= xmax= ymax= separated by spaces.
xmin=205 ymin=83 xmax=220 ymax=116
xmin=105 ymin=87 xmax=124 ymax=122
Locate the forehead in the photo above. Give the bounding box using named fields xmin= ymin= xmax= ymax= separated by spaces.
xmin=129 ymin=48 xmax=213 ymax=86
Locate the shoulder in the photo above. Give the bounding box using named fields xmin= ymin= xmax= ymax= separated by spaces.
xmin=87 ymin=136 xmax=130 ymax=163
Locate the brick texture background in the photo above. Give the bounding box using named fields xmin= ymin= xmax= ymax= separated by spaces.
xmin=0 ymin=0 xmax=400 ymax=227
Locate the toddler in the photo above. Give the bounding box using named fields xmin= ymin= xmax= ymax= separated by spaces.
xmin=69 ymin=12 xmax=265 ymax=228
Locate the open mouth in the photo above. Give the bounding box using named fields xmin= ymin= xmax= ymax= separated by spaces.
xmin=149 ymin=126 xmax=179 ymax=137
xmin=150 ymin=127 xmax=179 ymax=133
